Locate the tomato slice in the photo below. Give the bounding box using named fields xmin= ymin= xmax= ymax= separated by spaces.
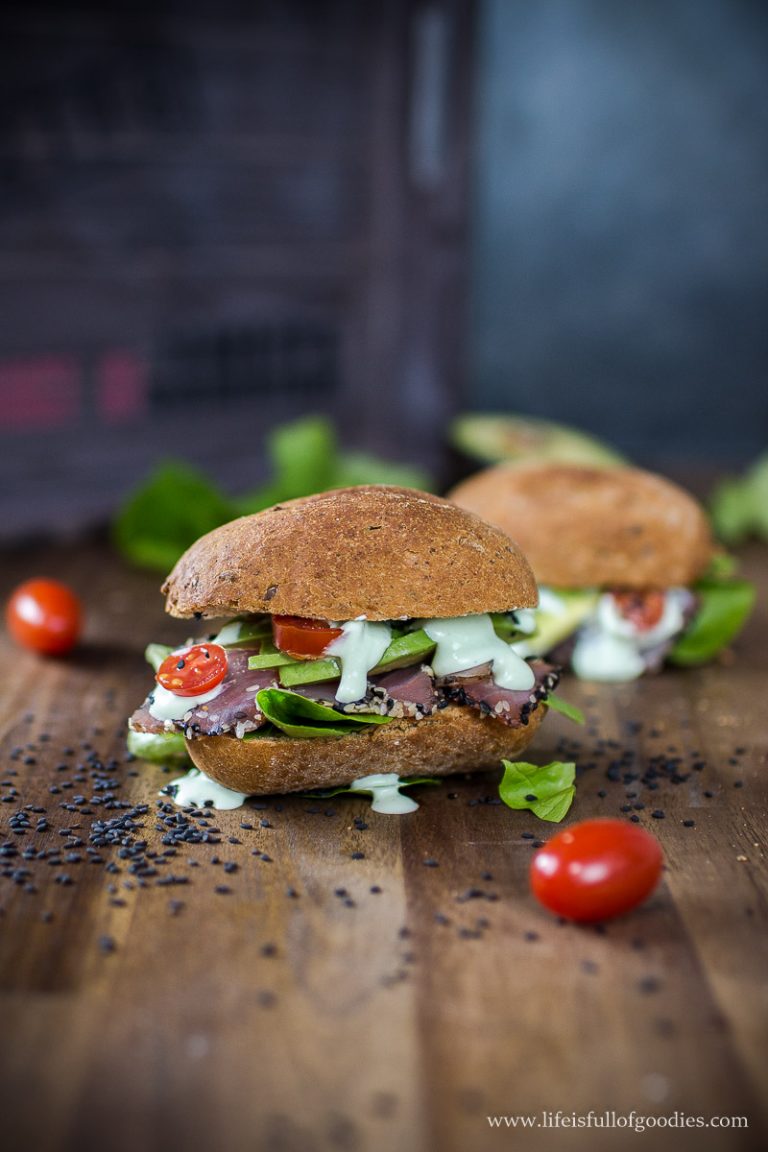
xmin=157 ymin=643 xmax=228 ymax=697
xmin=272 ymin=615 xmax=343 ymax=659
xmin=530 ymin=819 xmax=663 ymax=922
xmin=610 ymin=589 xmax=666 ymax=631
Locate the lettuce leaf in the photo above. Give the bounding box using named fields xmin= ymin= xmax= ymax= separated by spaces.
xmin=145 ymin=643 xmax=174 ymax=671
xmin=113 ymin=416 xmax=434 ymax=571
xmin=499 ymin=760 xmax=576 ymax=822
xmin=545 ymin=693 xmax=585 ymax=725
xmin=710 ymin=453 xmax=768 ymax=545
xmin=668 ymin=579 xmax=755 ymax=665
xmin=113 ymin=461 xmax=237 ymax=571
xmin=255 ymin=688 xmax=391 ymax=739
xmin=126 ymin=728 xmax=191 ymax=765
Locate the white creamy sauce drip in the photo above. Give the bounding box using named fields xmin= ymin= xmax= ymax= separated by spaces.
xmin=422 ymin=614 xmax=535 ymax=691
xmin=327 ymin=619 xmax=392 ymax=703
xmin=164 ymin=767 xmax=248 ymax=810
xmin=572 ymin=588 xmax=689 ymax=682
xmin=349 ymin=773 xmax=419 ymax=814
xmin=537 ymin=587 xmax=569 ymax=616
xmin=148 ymin=681 xmax=225 ymax=722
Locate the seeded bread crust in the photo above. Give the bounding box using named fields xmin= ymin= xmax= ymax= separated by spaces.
xmin=162 ymin=485 xmax=537 ymax=620
xmin=185 ymin=702 xmax=547 ymax=795
xmin=448 ymin=464 xmax=714 ymax=589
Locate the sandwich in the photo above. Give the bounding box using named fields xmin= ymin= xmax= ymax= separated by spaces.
xmin=448 ymin=463 xmax=754 ymax=682
xmin=127 ymin=485 xmax=561 ymax=795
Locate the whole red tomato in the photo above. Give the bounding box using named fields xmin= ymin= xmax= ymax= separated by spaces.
xmin=6 ymin=578 xmax=82 ymax=656
xmin=530 ymin=818 xmax=663 ymax=922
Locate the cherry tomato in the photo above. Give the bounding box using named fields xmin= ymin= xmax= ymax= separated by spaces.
xmin=611 ymin=589 xmax=666 ymax=631
xmin=530 ymin=819 xmax=663 ymax=922
xmin=272 ymin=615 xmax=343 ymax=659
xmin=6 ymin=578 xmax=82 ymax=655
xmin=157 ymin=643 xmax=228 ymax=697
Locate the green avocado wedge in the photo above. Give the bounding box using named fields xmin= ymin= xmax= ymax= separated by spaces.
xmin=450 ymin=414 xmax=626 ymax=467
xmin=278 ymin=657 xmax=340 ymax=687
xmin=511 ymin=590 xmax=599 ymax=659
xmin=252 ymin=627 xmax=438 ymax=688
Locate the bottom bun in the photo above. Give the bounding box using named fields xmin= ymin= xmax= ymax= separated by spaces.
xmin=186 ymin=703 xmax=548 ymax=795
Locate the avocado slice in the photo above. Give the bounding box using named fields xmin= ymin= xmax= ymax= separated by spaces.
xmin=247 ymin=640 xmax=300 ymax=670
xmin=279 ymin=657 xmax=340 ymax=687
xmin=370 ymin=628 xmax=435 ymax=674
xmin=511 ymin=590 xmax=599 ymax=658
xmin=490 ymin=612 xmax=527 ymax=642
xmin=450 ymin=414 xmax=626 ymax=467
xmin=275 ymin=627 xmax=436 ymax=688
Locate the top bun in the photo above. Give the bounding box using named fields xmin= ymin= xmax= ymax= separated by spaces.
xmin=162 ymin=485 xmax=537 ymax=620
xmin=448 ymin=464 xmax=715 ymax=589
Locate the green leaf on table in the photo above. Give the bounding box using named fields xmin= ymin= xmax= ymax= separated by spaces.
xmin=668 ymin=579 xmax=755 ymax=665
xmin=254 ymin=688 xmax=391 ymax=739
xmin=499 ymin=760 xmax=576 ymax=822
xmin=545 ymin=693 xmax=585 ymax=725
xmin=710 ymin=453 xmax=768 ymax=544
xmin=113 ymin=461 xmax=236 ymax=571
xmin=333 ymin=451 xmax=432 ymax=491
xmin=238 ymin=416 xmax=338 ymax=512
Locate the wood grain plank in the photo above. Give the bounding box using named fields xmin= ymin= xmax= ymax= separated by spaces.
xmin=0 ymin=540 xmax=766 ymax=1152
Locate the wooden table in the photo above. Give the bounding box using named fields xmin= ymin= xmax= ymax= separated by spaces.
xmin=1 ymin=539 xmax=766 ymax=1152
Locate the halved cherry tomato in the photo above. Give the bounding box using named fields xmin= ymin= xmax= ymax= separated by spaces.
xmin=530 ymin=819 xmax=663 ymax=922
xmin=610 ymin=589 xmax=666 ymax=631
xmin=272 ymin=615 xmax=343 ymax=659
xmin=157 ymin=643 xmax=228 ymax=697
xmin=6 ymin=578 xmax=82 ymax=655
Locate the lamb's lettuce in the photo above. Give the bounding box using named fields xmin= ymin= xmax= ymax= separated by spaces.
xmin=499 ymin=760 xmax=576 ymax=822
xmin=254 ymin=688 xmax=391 ymax=739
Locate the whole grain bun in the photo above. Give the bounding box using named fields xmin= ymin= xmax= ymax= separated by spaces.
xmin=186 ymin=703 xmax=547 ymax=795
xmin=162 ymin=485 xmax=537 ymax=620
xmin=448 ymin=464 xmax=714 ymax=589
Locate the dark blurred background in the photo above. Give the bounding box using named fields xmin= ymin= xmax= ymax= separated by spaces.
xmin=1 ymin=0 xmax=766 ymax=538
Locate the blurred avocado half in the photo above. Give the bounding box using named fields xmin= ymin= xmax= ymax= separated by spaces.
xmin=450 ymin=414 xmax=626 ymax=468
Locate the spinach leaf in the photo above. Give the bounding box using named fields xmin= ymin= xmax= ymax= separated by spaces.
xmin=669 ymin=579 xmax=755 ymax=665
xmin=113 ymin=461 xmax=237 ymax=571
xmin=255 ymin=688 xmax=391 ymax=739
